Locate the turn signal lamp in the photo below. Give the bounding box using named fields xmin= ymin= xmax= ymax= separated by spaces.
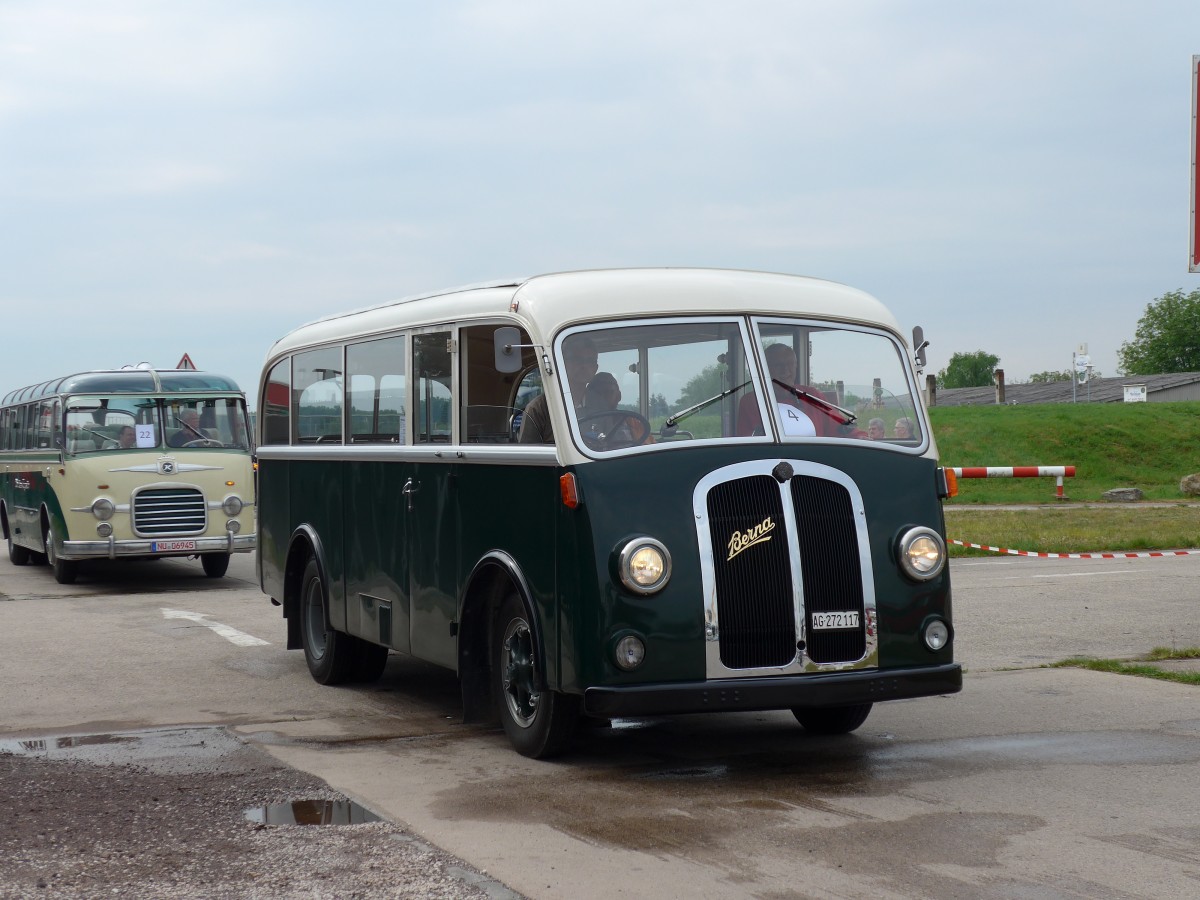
xmin=559 ymin=473 xmax=580 ymax=508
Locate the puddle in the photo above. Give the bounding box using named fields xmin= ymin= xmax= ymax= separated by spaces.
xmin=0 ymin=726 xmax=244 ymax=771
xmin=245 ymin=799 xmax=382 ymax=826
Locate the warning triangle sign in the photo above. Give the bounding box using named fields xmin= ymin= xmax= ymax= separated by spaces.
xmin=176 ymin=353 xmax=197 ymax=370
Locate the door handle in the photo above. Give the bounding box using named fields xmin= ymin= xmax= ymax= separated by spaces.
xmin=402 ymin=478 xmax=420 ymax=512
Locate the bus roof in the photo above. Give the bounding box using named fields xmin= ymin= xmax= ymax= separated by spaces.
xmin=2 ymin=369 xmax=245 ymax=407
xmin=267 ymin=268 xmax=904 ymax=360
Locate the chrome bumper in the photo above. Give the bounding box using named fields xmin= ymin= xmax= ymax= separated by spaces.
xmin=61 ymin=533 xmax=257 ymax=560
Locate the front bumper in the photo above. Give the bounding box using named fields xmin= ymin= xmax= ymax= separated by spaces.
xmin=583 ymin=662 xmax=962 ymax=718
xmin=61 ymin=533 xmax=257 ymax=560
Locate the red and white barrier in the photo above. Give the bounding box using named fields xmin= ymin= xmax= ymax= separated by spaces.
xmin=950 ymin=539 xmax=1200 ymax=559
xmin=951 ymin=465 xmax=1076 ymax=500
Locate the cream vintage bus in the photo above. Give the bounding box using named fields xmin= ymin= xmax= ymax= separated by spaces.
xmin=1 ymin=367 xmax=256 ymax=584
xmin=256 ymin=268 xmax=960 ymax=758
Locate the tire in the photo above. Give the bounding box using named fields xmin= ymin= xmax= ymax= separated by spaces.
xmin=201 ymin=553 xmax=231 ymax=578
xmin=7 ymin=531 xmax=31 ymax=566
xmin=791 ymin=703 xmax=873 ymax=735
xmin=44 ymin=521 xmax=78 ymax=585
xmin=493 ymin=591 xmax=580 ymax=758
xmin=299 ymin=557 xmax=354 ymax=685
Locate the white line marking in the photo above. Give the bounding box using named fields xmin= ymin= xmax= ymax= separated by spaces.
xmin=161 ymin=608 xmax=270 ymax=646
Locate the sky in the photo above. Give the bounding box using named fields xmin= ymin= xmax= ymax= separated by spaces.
xmin=3 ymin=1 xmax=1199 ymax=406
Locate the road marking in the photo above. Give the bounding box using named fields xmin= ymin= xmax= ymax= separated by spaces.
xmin=161 ymin=608 xmax=270 ymax=646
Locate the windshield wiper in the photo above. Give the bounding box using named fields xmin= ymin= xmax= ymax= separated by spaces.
xmin=665 ymin=381 xmax=751 ymax=428
xmin=773 ymin=380 xmax=857 ymax=425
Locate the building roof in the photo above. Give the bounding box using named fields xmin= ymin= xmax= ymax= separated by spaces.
xmin=933 ymin=372 xmax=1200 ymax=406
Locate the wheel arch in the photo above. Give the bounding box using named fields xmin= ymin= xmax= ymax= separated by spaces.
xmin=458 ymin=550 xmax=547 ymax=725
xmin=283 ymin=525 xmax=328 ymax=651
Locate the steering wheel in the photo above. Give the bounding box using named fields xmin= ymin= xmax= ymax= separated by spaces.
xmin=182 ymin=438 xmax=224 ymax=448
xmin=576 ymin=410 xmax=653 ymax=450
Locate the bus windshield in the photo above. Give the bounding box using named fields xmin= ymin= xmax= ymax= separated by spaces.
xmin=563 ymin=318 xmax=921 ymax=452
xmin=65 ymin=396 xmax=250 ymax=452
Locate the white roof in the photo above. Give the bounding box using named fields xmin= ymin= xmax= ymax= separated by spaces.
xmin=265 ymin=268 xmax=903 ymax=362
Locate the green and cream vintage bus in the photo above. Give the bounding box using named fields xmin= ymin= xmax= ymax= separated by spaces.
xmin=1 ymin=367 xmax=256 ymax=584
xmin=256 ymin=268 xmax=960 ymax=758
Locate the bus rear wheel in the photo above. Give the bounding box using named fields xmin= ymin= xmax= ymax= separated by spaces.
xmin=299 ymin=557 xmax=354 ymax=685
xmin=44 ymin=522 xmax=77 ymax=585
xmin=493 ymin=591 xmax=579 ymax=758
xmin=7 ymin=532 xmax=31 ymax=566
xmin=201 ymin=553 xmax=230 ymax=578
xmin=791 ymin=703 xmax=873 ymax=734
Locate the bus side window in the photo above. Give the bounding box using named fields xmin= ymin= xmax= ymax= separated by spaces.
xmin=413 ymin=332 xmax=453 ymax=444
xmin=462 ymin=324 xmax=534 ymax=444
xmin=262 ymin=358 xmax=291 ymax=446
xmin=347 ymin=335 xmax=407 ymax=444
xmin=293 ymin=348 xmax=343 ymax=444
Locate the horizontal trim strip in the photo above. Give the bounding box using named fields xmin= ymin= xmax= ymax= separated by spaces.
xmin=254 ymin=444 xmax=560 ymax=465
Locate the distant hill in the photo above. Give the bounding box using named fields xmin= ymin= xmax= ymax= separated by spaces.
xmin=930 ymin=401 xmax=1200 ymax=503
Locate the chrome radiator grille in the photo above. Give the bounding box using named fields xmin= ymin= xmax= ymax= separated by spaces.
xmin=133 ymin=488 xmax=207 ymax=536
xmin=706 ymin=475 xmax=797 ymax=669
xmin=704 ymin=469 xmax=867 ymax=670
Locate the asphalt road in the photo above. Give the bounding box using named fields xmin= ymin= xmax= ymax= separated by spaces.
xmin=2 ymin=550 xmax=1199 ymax=898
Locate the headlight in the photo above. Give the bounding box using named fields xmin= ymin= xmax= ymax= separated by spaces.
xmin=222 ymin=495 xmax=244 ymax=517
xmin=91 ymin=498 xmax=115 ymax=521
xmin=618 ymin=537 xmax=671 ymax=595
xmin=897 ymin=526 xmax=946 ymax=581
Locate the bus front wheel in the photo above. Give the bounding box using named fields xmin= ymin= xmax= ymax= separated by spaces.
xmin=44 ymin=522 xmax=77 ymax=585
xmin=300 ymin=557 xmax=354 ymax=685
xmin=791 ymin=703 xmax=873 ymax=734
xmin=201 ymin=553 xmax=230 ymax=578
xmin=493 ymin=591 xmax=580 ymax=758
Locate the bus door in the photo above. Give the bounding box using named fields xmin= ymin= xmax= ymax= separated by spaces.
xmin=342 ymin=335 xmax=413 ymax=653
xmin=406 ymin=329 xmax=460 ymax=669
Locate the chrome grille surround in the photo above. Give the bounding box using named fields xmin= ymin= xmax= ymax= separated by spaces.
xmin=132 ymin=485 xmax=208 ymax=537
xmin=694 ymin=460 xmax=878 ymax=679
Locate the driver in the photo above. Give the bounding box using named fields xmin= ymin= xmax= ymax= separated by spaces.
xmin=168 ymin=408 xmax=206 ymax=447
xmin=580 ymin=372 xmax=648 ymax=446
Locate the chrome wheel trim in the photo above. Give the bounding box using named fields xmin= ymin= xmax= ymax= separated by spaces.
xmin=501 ymin=616 xmax=539 ymax=728
xmin=302 ymin=574 xmax=328 ymax=660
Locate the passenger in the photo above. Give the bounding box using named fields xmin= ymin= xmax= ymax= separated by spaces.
xmin=867 ymin=418 xmax=886 ymax=440
xmin=736 ymin=343 xmax=819 ymax=437
xmin=168 ymin=408 xmax=205 ymax=447
xmin=893 ymin=417 xmax=914 ymax=440
xmin=580 ymin=372 xmax=648 ymax=446
xmin=519 ymin=336 xmax=598 ymax=444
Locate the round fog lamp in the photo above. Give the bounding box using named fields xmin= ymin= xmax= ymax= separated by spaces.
xmin=226 ymin=519 xmax=241 ymax=534
xmin=96 ymin=522 xmax=113 ymax=537
xmin=924 ymin=619 xmax=950 ymax=652
xmin=618 ymin=538 xmax=671 ymax=595
xmin=897 ymin=526 xmax=945 ymax=581
xmin=614 ymin=635 xmax=646 ymax=671
xmin=91 ymin=498 xmax=115 ymax=521
xmin=221 ymin=495 xmax=243 ymax=517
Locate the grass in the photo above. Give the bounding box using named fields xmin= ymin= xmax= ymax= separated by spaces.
xmin=931 ymin=401 xmax=1200 ymax=555
xmin=1049 ymin=647 xmax=1200 ymax=687
xmin=944 ymin=506 xmax=1200 ymax=556
xmin=932 ymin=400 xmax=1200 ymax=503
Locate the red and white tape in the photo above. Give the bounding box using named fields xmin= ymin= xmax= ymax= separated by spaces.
xmin=950 ymin=539 xmax=1200 ymax=559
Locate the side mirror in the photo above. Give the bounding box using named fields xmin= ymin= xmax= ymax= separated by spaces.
xmin=912 ymin=326 xmax=929 ymax=369
xmin=494 ymin=326 xmax=525 ymax=374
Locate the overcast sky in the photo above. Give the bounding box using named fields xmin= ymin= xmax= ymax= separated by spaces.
xmin=3 ymin=1 xmax=1199 ymax=405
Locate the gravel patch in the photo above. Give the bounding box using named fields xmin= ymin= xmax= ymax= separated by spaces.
xmin=0 ymin=727 xmax=522 ymax=899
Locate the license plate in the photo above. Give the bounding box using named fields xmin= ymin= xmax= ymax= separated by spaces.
xmin=152 ymin=540 xmax=196 ymax=552
xmin=811 ymin=611 xmax=861 ymax=630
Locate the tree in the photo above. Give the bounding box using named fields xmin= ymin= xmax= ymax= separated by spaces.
xmin=676 ymin=363 xmax=728 ymax=407
xmin=936 ymin=351 xmax=1000 ymax=388
xmin=1118 ymin=288 xmax=1200 ymax=375
xmin=1025 ymin=368 xmax=1102 ymax=383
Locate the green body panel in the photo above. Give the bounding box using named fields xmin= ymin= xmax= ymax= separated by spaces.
xmin=259 ymin=443 xmax=950 ymax=692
